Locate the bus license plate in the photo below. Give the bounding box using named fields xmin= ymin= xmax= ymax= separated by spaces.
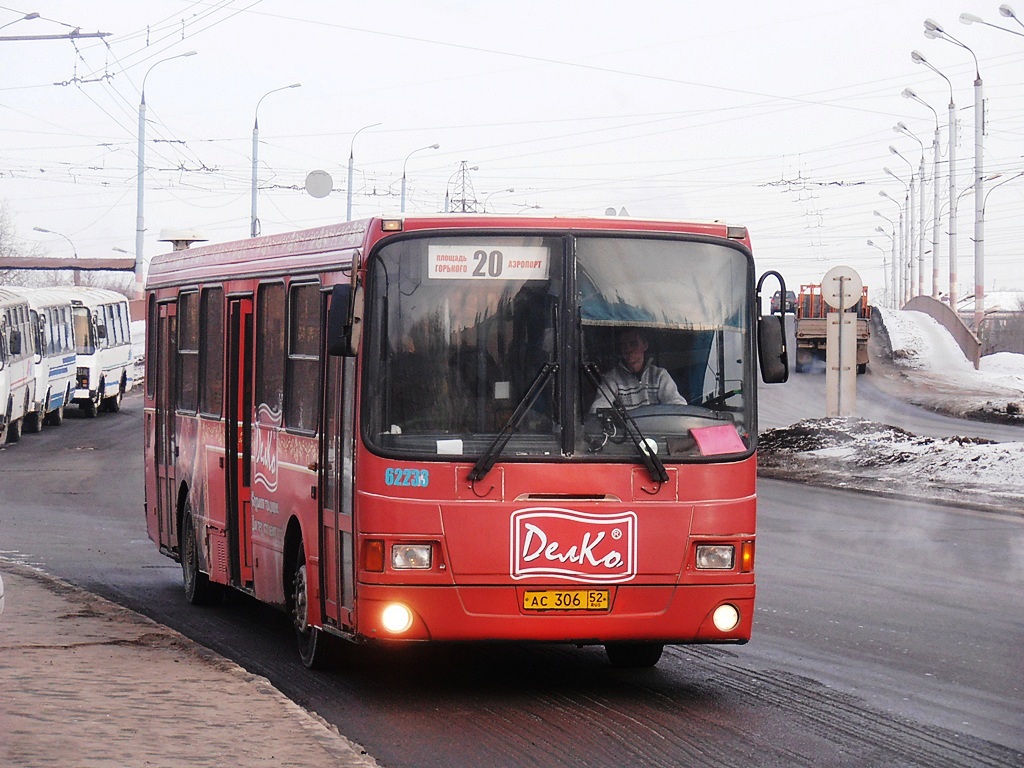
xmin=523 ymin=589 xmax=609 ymax=612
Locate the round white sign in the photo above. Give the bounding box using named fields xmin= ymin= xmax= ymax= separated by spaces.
xmin=821 ymin=265 xmax=863 ymax=310
xmin=304 ymin=170 xmax=334 ymax=199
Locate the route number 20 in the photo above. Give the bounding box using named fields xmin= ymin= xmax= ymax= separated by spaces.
xmin=473 ymin=250 xmax=504 ymax=278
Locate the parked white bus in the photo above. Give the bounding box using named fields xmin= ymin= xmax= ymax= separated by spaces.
xmin=0 ymin=287 xmax=37 ymax=443
xmin=13 ymin=288 xmax=78 ymax=429
xmin=62 ymin=287 xmax=135 ymax=416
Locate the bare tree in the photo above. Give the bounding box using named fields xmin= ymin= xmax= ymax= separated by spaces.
xmin=0 ymin=200 xmax=47 ymax=284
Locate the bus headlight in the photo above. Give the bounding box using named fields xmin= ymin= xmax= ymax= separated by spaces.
xmin=696 ymin=544 xmax=735 ymax=570
xmin=381 ymin=603 xmax=414 ymax=633
xmin=392 ymin=543 xmax=432 ymax=569
xmin=713 ymin=604 xmax=740 ymax=632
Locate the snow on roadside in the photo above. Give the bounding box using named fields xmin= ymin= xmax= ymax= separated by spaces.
xmin=758 ymin=417 xmax=1024 ymax=509
xmin=876 ymin=306 xmax=1024 ymax=396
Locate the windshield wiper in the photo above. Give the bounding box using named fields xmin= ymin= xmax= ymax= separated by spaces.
xmin=468 ymin=361 xmax=558 ymax=482
xmin=583 ymin=362 xmax=669 ymax=484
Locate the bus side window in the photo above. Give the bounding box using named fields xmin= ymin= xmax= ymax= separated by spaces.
xmin=199 ymin=288 xmax=225 ymax=417
xmin=255 ymin=282 xmax=286 ymax=419
xmin=177 ymin=291 xmax=200 ymax=413
xmin=285 ymin=282 xmax=321 ymax=433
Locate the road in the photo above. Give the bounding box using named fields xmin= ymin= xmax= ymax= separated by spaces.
xmin=0 ymin=393 xmax=1021 ymax=767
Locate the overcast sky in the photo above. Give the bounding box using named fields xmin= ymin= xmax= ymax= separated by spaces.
xmin=2 ymin=1 xmax=1023 ymax=301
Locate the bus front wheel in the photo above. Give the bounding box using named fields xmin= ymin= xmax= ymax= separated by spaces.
xmin=291 ymin=542 xmax=329 ymax=669
xmin=604 ymin=642 xmax=664 ymax=668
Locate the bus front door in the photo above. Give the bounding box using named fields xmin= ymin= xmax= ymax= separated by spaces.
xmin=227 ymin=297 xmax=254 ymax=588
xmin=320 ymin=329 xmax=356 ymax=629
xmin=154 ymin=302 xmax=178 ymax=554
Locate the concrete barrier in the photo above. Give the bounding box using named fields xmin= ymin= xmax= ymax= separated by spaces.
xmin=903 ymin=295 xmax=981 ymax=369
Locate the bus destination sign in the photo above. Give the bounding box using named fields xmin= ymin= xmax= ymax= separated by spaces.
xmin=428 ymin=244 xmax=549 ymax=281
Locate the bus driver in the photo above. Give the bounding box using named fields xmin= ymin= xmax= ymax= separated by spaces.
xmin=590 ymin=327 xmax=686 ymax=412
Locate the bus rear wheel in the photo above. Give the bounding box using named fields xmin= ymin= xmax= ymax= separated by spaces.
xmin=182 ymin=503 xmax=214 ymax=605
xmin=103 ymin=389 xmax=122 ymax=413
xmin=45 ymin=405 xmax=64 ymax=427
xmin=291 ymin=542 xmax=329 ymax=669
xmin=604 ymin=642 xmax=664 ymax=668
xmin=23 ymin=410 xmax=43 ymax=434
xmin=80 ymin=397 xmax=98 ymax=418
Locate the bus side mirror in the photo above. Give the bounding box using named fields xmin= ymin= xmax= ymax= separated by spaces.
xmin=9 ymin=329 xmax=21 ymax=357
xmin=327 ymin=283 xmax=356 ymax=357
xmin=756 ymin=270 xmax=789 ymax=384
xmin=757 ymin=315 xmax=788 ymax=383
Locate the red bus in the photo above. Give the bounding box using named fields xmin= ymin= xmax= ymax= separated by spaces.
xmin=143 ymin=215 xmax=789 ymax=669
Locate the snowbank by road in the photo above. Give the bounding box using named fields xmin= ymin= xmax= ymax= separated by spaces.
xmin=760 ymin=308 xmax=1024 ymax=512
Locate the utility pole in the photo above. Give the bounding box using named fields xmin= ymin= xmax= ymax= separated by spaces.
xmin=448 ymin=161 xmax=480 ymax=213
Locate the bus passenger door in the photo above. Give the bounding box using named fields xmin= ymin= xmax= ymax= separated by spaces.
xmin=154 ymin=302 xmax=178 ymax=553
xmin=227 ymin=297 xmax=254 ymax=588
xmin=320 ymin=319 xmax=356 ymax=628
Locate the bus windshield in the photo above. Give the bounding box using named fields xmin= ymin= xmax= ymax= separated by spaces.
xmin=364 ymin=233 xmax=753 ymax=463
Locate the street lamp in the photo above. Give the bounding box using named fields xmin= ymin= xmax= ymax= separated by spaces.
xmin=961 ymin=10 xmax=1024 ymax=38
xmin=868 ymin=232 xmax=891 ymax=307
xmin=888 ymin=144 xmax=921 ymax=303
xmin=924 ymin=19 xmax=985 ymax=330
xmin=33 ymin=226 xmax=79 ymax=285
xmin=878 ymin=190 xmax=904 ymax=309
xmin=873 ymin=210 xmax=897 ymax=309
xmin=901 ymin=89 xmax=943 ymax=299
xmin=897 ymin=124 xmax=929 ymax=299
xmin=483 ymin=188 xmax=515 ymax=213
xmin=882 ymin=170 xmax=910 ymax=306
xmin=911 ymin=50 xmax=958 ymax=310
xmin=346 ymin=122 xmax=382 ymax=221
xmin=0 ymin=11 xmax=39 ymax=30
xmin=136 ymin=50 xmax=197 ymax=298
xmin=251 ymin=83 xmax=300 ymax=238
xmin=1000 ymin=4 xmax=1024 ymax=30
xmin=401 ymin=143 xmax=439 ymax=213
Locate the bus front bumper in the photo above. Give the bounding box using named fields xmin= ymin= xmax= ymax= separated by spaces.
xmin=351 ymin=583 xmax=754 ymax=646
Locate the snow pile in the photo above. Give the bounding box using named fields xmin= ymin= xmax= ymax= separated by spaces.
xmin=877 ymin=306 xmax=1024 ymax=397
xmin=759 ymin=417 xmax=1024 ymax=510
xmin=757 ymin=308 xmax=1024 ymax=510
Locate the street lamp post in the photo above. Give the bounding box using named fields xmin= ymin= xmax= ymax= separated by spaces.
xmin=888 ymin=145 xmax=921 ymax=303
xmin=136 ymin=50 xmax=197 ymax=298
xmin=251 ymin=83 xmax=301 ymax=238
xmin=346 ymin=122 xmax=382 ymax=222
xmin=902 ymin=88 xmax=942 ymax=298
xmin=878 ymin=191 xmax=904 ymax=309
xmin=894 ymin=125 xmax=927 ymax=298
xmin=873 ymin=209 xmax=895 ymax=291
xmin=911 ymin=50 xmax=958 ymax=309
xmin=401 ymin=143 xmax=439 ymax=213
xmin=483 ymin=188 xmax=515 ymax=213
xmin=868 ymin=232 xmax=891 ymax=307
xmin=882 ymin=169 xmax=910 ymax=306
xmin=33 ymin=226 xmax=79 ymax=285
xmin=924 ymin=19 xmax=984 ymax=329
